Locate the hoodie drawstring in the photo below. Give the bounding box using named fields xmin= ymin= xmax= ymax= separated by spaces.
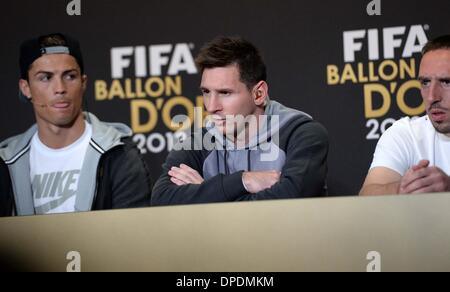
xmin=215 ymin=138 xmax=253 ymax=175
xmin=213 ymin=135 xmax=230 ymax=175
xmin=224 ymin=149 xmax=230 ymax=175
xmin=247 ymin=149 xmax=251 ymax=172
xmin=215 ymin=150 xmax=220 ymax=175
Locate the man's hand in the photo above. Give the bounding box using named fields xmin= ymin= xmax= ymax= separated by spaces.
xmin=168 ymin=164 xmax=204 ymax=186
xmin=399 ymin=160 xmax=450 ymax=194
xmin=242 ymin=171 xmax=281 ymax=193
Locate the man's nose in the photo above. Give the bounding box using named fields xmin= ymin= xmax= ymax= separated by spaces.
xmin=53 ymin=77 xmax=67 ymax=95
xmin=205 ymin=94 xmax=222 ymax=113
xmin=426 ymin=81 xmax=442 ymax=103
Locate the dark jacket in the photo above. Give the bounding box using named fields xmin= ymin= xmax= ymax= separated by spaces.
xmin=151 ymin=99 xmax=329 ymax=206
xmin=0 ymin=112 xmax=152 ymax=217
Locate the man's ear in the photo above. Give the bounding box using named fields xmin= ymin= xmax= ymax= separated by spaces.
xmin=253 ymin=81 xmax=269 ymax=106
xmin=18 ymin=79 xmax=31 ymax=100
xmin=81 ymin=74 xmax=88 ymax=91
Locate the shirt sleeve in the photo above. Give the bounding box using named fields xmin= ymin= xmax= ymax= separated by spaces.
xmin=369 ymin=118 xmax=414 ymax=176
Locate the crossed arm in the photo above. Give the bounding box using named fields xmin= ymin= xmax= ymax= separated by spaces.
xmin=169 ymin=164 xmax=280 ymax=193
xmin=360 ymin=160 xmax=450 ymax=196
xmin=152 ymin=122 xmax=328 ymax=205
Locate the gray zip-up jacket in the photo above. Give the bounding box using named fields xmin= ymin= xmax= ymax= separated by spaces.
xmin=0 ymin=112 xmax=152 ymax=217
xmin=151 ymin=99 xmax=329 ymax=206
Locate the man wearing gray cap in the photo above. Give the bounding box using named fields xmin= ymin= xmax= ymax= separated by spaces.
xmin=0 ymin=33 xmax=152 ymax=216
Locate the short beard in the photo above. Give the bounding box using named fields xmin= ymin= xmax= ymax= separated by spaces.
xmin=430 ymin=118 xmax=450 ymax=135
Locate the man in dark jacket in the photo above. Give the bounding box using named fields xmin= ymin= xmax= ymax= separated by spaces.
xmin=0 ymin=33 xmax=152 ymax=217
xmin=152 ymin=36 xmax=328 ymax=206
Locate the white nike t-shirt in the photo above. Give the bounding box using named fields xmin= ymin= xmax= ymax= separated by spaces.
xmin=370 ymin=116 xmax=450 ymax=176
xmin=30 ymin=122 xmax=92 ymax=215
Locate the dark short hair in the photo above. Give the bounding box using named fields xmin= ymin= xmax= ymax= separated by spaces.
xmin=195 ymin=36 xmax=267 ymax=89
xmin=19 ymin=33 xmax=84 ymax=80
xmin=422 ymin=34 xmax=450 ymax=55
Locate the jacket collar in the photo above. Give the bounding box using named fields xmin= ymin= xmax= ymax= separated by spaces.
xmin=0 ymin=112 xmax=132 ymax=163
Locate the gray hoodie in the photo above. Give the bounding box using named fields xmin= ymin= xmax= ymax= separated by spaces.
xmin=152 ymin=99 xmax=329 ymax=205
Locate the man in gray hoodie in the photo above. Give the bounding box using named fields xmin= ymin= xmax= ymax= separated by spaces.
xmin=151 ymin=36 xmax=328 ymax=205
xmin=0 ymin=33 xmax=152 ymax=217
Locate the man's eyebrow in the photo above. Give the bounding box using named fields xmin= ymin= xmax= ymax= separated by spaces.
xmin=417 ymin=76 xmax=450 ymax=81
xmin=63 ymin=69 xmax=78 ymax=74
xmin=34 ymin=70 xmax=53 ymax=76
xmin=34 ymin=68 xmax=78 ymax=76
xmin=199 ymin=86 xmax=234 ymax=92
